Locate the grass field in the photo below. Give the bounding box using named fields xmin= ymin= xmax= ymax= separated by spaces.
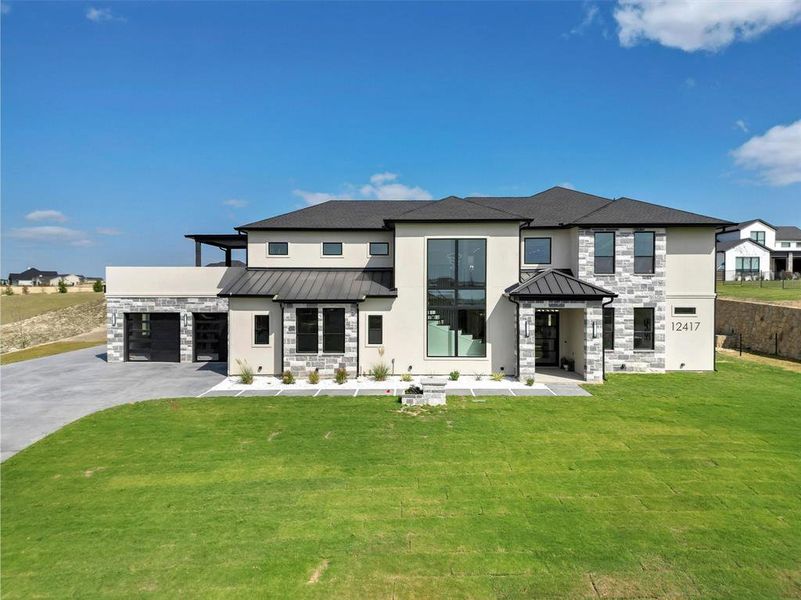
xmin=716 ymin=281 xmax=801 ymax=303
xmin=0 ymin=292 xmax=103 ymax=324
xmin=0 ymin=339 xmax=104 ymax=365
xmin=2 ymin=355 xmax=800 ymax=598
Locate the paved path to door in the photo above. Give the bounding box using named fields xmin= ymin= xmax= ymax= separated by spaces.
xmin=1 ymin=346 xmax=226 ymax=461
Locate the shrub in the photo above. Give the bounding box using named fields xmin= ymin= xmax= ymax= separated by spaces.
xmin=404 ymin=385 xmax=423 ymax=395
xmin=308 ymin=370 xmax=320 ymax=385
xmin=236 ymin=359 xmax=254 ymax=385
xmin=448 ymin=370 xmax=460 ymax=381
xmin=92 ymin=280 xmax=104 ymax=293
xmin=490 ymin=372 xmax=504 ymax=382
xmin=57 ymin=280 xmax=68 ymax=293
xmin=282 ymin=370 xmax=295 ymax=385
xmin=371 ymin=362 xmax=390 ymax=381
xmin=334 ymin=368 xmax=348 ymax=385
xmin=21 ymin=285 xmax=29 ymax=295
xmin=525 ymin=377 xmax=535 ymax=387
xmin=401 ymin=372 xmax=413 ymax=382
xmin=474 ymin=372 xmax=483 ymax=381
xmin=3 ymin=286 xmax=13 ymax=296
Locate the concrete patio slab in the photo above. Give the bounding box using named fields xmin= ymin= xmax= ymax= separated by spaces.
xmin=445 ymin=389 xmax=474 ymax=396
xmin=547 ymin=384 xmax=592 ymax=397
xmin=512 ymin=388 xmax=554 ymax=396
xmin=237 ymin=390 xmax=281 ymax=397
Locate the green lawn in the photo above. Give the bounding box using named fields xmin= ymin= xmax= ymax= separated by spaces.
xmin=0 ymin=292 xmax=103 ymax=324
xmin=717 ymin=281 xmax=801 ymax=303
xmin=2 ymin=355 xmax=800 ymax=598
xmin=0 ymin=340 xmax=104 ymax=365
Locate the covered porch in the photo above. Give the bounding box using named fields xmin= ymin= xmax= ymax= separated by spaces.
xmin=506 ymin=269 xmax=617 ymax=383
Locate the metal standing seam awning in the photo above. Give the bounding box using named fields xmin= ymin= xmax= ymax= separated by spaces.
xmin=218 ymin=268 xmax=397 ymax=302
xmin=505 ymin=269 xmax=617 ymax=300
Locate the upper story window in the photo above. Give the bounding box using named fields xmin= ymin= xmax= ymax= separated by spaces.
xmin=524 ymin=238 xmax=551 ymax=264
xmin=594 ymin=232 xmax=615 ymax=274
xmin=369 ymin=242 xmax=389 ymax=256
xmin=634 ymin=232 xmax=655 ymax=274
xmin=797 ymin=242 xmax=801 ymax=248
xmin=780 ymin=242 xmax=791 ymax=248
xmin=750 ymin=230 xmax=766 ymax=245
xmin=322 ymin=242 xmax=343 ymax=256
xmin=267 ymin=242 xmax=288 ymax=256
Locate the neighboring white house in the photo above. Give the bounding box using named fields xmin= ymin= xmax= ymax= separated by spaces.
xmin=105 ymin=187 xmax=729 ymax=383
xmin=716 ymin=219 xmax=801 ymax=280
xmin=47 ymin=274 xmax=83 ymax=286
xmin=7 ymin=267 xmax=59 ymax=286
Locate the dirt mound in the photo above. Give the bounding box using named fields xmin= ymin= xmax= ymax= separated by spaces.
xmin=0 ymin=299 xmax=106 ymax=353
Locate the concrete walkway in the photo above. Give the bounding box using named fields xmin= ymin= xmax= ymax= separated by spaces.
xmin=1 ymin=346 xmax=226 ymax=461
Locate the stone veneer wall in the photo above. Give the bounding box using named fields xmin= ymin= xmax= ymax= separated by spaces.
xmin=283 ymin=303 xmax=358 ymax=377
xmin=578 ymin=228 xmax=667 ymax=373
xmin=716 ymin=298 xmax=801 ymax=361
xmin=106 ymin=296 xmax=229 ymax=363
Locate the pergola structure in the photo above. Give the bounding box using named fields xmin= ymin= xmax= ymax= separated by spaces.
xmin=185 ymin=234 xmax=248 ymax=267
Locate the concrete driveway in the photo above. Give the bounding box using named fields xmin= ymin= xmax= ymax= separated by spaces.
xmin=1 ymin=346 xmax=226 ymax=461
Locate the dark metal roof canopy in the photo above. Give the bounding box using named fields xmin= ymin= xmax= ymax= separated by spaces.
xmin=505 ymin=269 xmax=617 ymax=300
xmin=185 ymin=234 xmax=247 ymax=266
xmin=219 ymin=268 xmax=397 ymax=302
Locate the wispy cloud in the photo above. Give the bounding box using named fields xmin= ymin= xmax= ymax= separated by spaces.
xmin=565 ymin=3 xmax=609 ymax=38
xmin=731 ymin=119 xmax=801 ymax=186
xmin=25 ymin=209 xmax=67 ymax=223
xmin=1 ymin=3 xmax=11 ymax=15
xmin=683 ymin=77 xmax=697 ymax=89
xmin=615 ymin=0 xmax=801 ymax=52
xmin=8 ymin=226 xmax=93 ymax=247
xmin=86 ymin=6 xmax=125 ymax=23
xmin=96 ymin=227 xmax=122 ymax=236
xmin=222 ymin=199 xmax=248 ymax=208
xmin=734 ymin=119 xmax=749 ymax=133
xmin=293 ymin=172 xmax=433 ymax=205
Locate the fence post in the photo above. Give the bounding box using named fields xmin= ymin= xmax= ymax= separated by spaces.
xmin=739 ymin=333 xmax=742 ymax=356
xmin=775 ymin=332 xmax=778 ymax=356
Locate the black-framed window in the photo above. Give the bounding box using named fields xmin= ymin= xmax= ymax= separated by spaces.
xmin=296 ymin=308 xmax=318 ymax=353
xmin=780 ymin=242 xmax=791 ymax=248
xmin=369 ymin=242 xmax=389 ymax=256
xmin=268 ymin=242 xmax=288 ymax=256
xmin=594 ymin=232 xmax=615 ymax=274
xmin=603 ymin=307 xmax=614 ymax=350
xmin=254 ymin=314 xmax=270 ymax=345
xmin=633 ymin=308 xmax=654 ymax=350
xmin=323 ymin=308 xmax=345 ymax=353
xmin=322 ymin=242 xmax=343 ymax=256
xmin=735 ymin=257 xmax=760 ymax=277
xmin=427 ymin=239 xmax=486 ymax=357
xmin=634 ymin=232 xmax=655 ymax=274
xmin=750 ymin=231 xmax=765 ymax=245
xmin=367 ymin=315 xmax=383 ymax=345
xmin=524 ymin=238 xmax=551 ymax=264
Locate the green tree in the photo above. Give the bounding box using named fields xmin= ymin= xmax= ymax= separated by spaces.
xmin=57 ymin=280 xmax=68 ymax=294
xmin=92 ymin=280 xmax=104 ymax=293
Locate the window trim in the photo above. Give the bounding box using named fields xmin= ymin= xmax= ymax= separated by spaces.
xmin=603 ymin=307 xmax=614 ymax=351
xmin=593 ymin=231 xmax=616 ymax=275
xmin=322 ymin=307 xmax=346 ymax=354
xmin=368 ymin=241 xmax=389 ymax=256
xmin=321 ymin=242 xmax=343 ymax=257
xmin=366 ymin=314 xmax=383 ymax=346
xmin=295 ymin=308 xmax=319 ymax=354
xmin=750 ymin=230 xmax=766 ymax=245
xmin=252 ymin=313 xmax=271 ymax=347
xmin=633 ymin=231 xmax=656 ymax=275
xmin=267 ymin=241 xmax=289 ymax=256
xmin=633 ymin=307 xmax=655 ymax=351
xmin=523 ymin=237 xmax=552 ymax=265
xmin=672 ymin=306 xmax=697 ymax=317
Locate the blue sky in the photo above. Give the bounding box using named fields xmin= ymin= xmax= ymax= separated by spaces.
xmin=2 ymin=1 xmax=800 ymax=276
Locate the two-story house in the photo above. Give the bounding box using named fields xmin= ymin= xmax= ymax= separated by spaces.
xmin=716 ymin=219 xmax=801 ymax=280
xmin=106 ymin=187 xmax=728 ymax=383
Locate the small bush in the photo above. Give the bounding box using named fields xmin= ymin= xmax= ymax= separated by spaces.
xmin=490 ymin=372 xmax=504 ymax=382
xmin=334 ymin=368 xmax=348 ymax=385
xmin=21 ymin=285 xmax=29 ymax=295
xmin=371 ymin=362 xmax=390 ymax=381
xmin=474 ymin=372 xmax=483 ymax=381
xmin=92 ymin=280 xmax=104 ymax=293
xmin=525 ymin=377 xmax=535 ymax=386
xmin=57 ymin=280 xmax=68 ymax=293
xmin=3 ymin=286 xmax=13 ymax=296
xmin=308 ymin=370 xmax=320 ymax=385
xmin=236 ymin=359 xmax=254 ymax=385
xmin=448 ymin=370 xmax=460 ymax=381
xmin=401 ymin=372 xmax=413 ymax=382
xmin=282 ymin=370 xmax=295 ymax=384
xmin=404 ymin=385 xmax=423 ymax=395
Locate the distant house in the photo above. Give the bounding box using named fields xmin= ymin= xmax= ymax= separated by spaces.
xmin=716 ymin=220 xmax=801 ymax=280
xmin=46 ymin=274 xmax=83 ymax=286
xmin=8 ymin=267 xmax=59 ymax=286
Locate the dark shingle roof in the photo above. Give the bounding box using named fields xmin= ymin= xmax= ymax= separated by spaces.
xmin=470 ymin=187 xmax=611 ymax=226
xmin=387 ymin=196 xmax=526 ymax=222
xmin=776 ymin=226 xmax=801 ymax=241
xmin=238 ymin=201 xmax=431 ymax=230
xmin=219 ymin=269 xmax=396 ymax=301
xmin=574 ymin=197 xmax=729 ymax=227
xmin=9 ymin=268 xmax=58 ymax=280
xmin=506 ymin=269 xmax=617 ymax=299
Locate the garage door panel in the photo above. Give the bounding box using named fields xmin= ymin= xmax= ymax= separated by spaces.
xmin=125 ymin=313 xmax=180 ymax=362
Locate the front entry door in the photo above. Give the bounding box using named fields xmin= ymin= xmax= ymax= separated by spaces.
xmin=534 ymin=311 xmax=559 ymax=366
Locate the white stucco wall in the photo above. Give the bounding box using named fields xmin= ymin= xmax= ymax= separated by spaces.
xmin=520 ymin=228 xmax=573 ymax=270
xmin=246 ymin=230 xmax=393 ymax=269
xmin=722 ymin=242 xmax=771 ymax=278
xmin=228 ymin=297 xmax=282 ymax=375
xmin=106 ymin=266 xmax=244 ymax=297
xmin=738 ymin=221 xmax=776 ymax=249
